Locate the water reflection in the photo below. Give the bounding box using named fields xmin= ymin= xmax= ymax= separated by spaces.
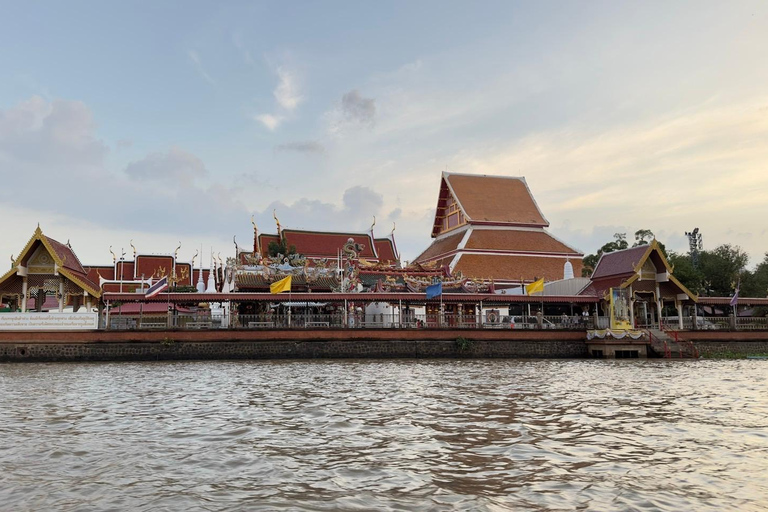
xmin=1 ymin=359 xmax=767 ymax=511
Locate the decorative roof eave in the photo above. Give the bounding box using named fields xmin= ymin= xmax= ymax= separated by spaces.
xmin=0 ymin=226 xmax=64 ymax=289
xmin=631 ymin=240 xmax=673 ymax=274
xmin=620 ymin=271 xmax=697 ymax=303
xmin=58 ymin=268 xmax=102 ymax=298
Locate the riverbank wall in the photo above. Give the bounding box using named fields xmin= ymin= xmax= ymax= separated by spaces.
xmin=0 ymin=329 xmax=588 ymax=362
xmin=1 ymin=329 xmax=767 ymax=362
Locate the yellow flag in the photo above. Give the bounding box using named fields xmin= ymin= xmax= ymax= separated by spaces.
xmin=525 ymin=278 xmax=544 ymax=295
xmin=270 ymin=275 xmax=292 ymax=294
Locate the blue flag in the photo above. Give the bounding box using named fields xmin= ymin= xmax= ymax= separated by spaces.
xmin=426 ymin=282 xmax=442 ymax=299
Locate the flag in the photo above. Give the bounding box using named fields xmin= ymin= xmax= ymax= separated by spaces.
xmin=145 ymin=276 xmax=168 ymax=298
xmin=729 ymin=280 xmax=740 ymax=307
xmin=425 ymin=282 xmax=443 ymax=299
xmin=270 ymin=275 xmax=292 ymax=294
xmin=525 ymin=278 xmax=545 ymax=295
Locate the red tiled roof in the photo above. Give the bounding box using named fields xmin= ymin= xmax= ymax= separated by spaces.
xmin=86 ymin=266 xmax=114 ymax=283
xmin=465 ymin=230 xmax=582 ymax=255
xmin=454 ymin=254 xmax=581 ymax=282
xmin=374 ymin=238 xmax=398 ymax=263
xmin=580 ymin=276 xmax=627 ymax=297
xmin=414 ymin=231 xmax=466 ymax=262
xmin=591 ymin=246 xmax=649 ymax=279
xmin=44 ymin=236 xmax=86 ymax=274
xmin=285 ymin=230 xmax=377 ymax=259
xmin=259 ymin=230 xmax=378 ymax=259
xmin=446 ymin=174 xmax=548 ymax=226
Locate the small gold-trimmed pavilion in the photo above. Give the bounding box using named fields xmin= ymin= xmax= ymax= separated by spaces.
xmin=0 ymin=226 xmax=101 ymax=312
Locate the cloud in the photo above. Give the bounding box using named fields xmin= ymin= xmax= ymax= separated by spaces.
xmin=188 ymin=50 xmax=215 ymax=85
xmin=341 ymin=90 xmax=376 ymax=126
xmin=255 ymin=66 xmax=302 ymax=131
xmin=274 ymin=67 xmax=302 ymax=111
xmin=255 ymin=113 xmax=283 ymax=131
xmin=0 ymin=95 xmax=107 ymax=167
xmin=124 ymin=147 xmax=208 ymax=183
xmin=342 ymin=186 xmax=383 ymax=217
xmin=326 ymin=89 xmax=376 ymax=135
xmin=274 ymin=141 xmax=325 ymax=154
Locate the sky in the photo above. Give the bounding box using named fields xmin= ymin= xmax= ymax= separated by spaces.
xmin=1 ymin=1 xmax=767 ymax=270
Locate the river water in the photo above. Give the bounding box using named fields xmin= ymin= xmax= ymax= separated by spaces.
xmin=1 ymin=359 xmax=767 ymax=511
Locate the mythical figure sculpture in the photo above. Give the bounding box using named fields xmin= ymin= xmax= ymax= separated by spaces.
xmin=342 ymin=238 xmax=365 ymax=260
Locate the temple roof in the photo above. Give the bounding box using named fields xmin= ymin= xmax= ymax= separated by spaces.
xmin=414 ymin=231 xmax=466 ymax=262
xmin=444 ymin=173 xmax=548 ymax=226
xmin=590 ymin=245 xmax=650 ymax=279
xmin=258 ymin=229 xmax=378 ymax=259
xmin=374 ymin=238 xmax=399 ymax=263
xmin=0 ymin=227 xmax=101 ymax=298
xmin=453 ymin=254 xmax=580 ymax=283
xmin=464 ymin=230 xmax=581 ymax=255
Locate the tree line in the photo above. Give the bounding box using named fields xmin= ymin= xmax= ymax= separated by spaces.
xmin=582 ymin=230 xmax=768 ymax=298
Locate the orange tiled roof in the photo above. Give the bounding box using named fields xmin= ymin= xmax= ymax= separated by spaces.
xmin=465 ymin=230 xmax=581 ymax=255
xmin=414 ymin=231 xmax=466 ymax=262
xmin=446 ymin=174 xmax=548 ymax=226
xmin=454 ymin=254 xmax=582 ymax=282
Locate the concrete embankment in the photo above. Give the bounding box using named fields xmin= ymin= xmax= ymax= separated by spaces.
xmin=0 ymin=329 xmax=589 ymax=362
xmin=2 ymin=329 xmax=767 ymax=362
xmin=682 ymin=331 xmax=768 ymax=358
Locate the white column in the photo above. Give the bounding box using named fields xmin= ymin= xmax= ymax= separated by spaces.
xmin=21 ymin=277 xmax=27 ymax=313
xmin=677 ymin=301 xmax=684 ymax=330
xmin=629 ymin=285 xmax=635 ymax=327
xmin=655 ymin=283 xmax=663 ymax=329
xmin=59 ymin=278 xmax=64 ymax=312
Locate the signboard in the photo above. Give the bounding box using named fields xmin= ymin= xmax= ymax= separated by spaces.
xmin=609 ymin=288 xmax=633 ymax=330
xmin=0 ymin=313 xmax=99 ymax=330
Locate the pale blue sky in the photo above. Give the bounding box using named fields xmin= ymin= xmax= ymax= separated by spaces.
xmin=1 ymin=1 xmax=767 ymax=267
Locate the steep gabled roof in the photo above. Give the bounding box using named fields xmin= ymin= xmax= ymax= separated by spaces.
xmin=444 ymin=172 xmax=549 ymax=226
xmin=0 ymin=227 xmax=101 ymax=298
xmin=590 ymin=245 xmax=650 ymax=279
xmin=374 ymin=238 xmax=399 ymax=263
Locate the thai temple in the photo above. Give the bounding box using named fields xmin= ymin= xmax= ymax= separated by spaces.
xmin=5 ymin=169 xmax=761 ymax=359
xmin=415 ymin=172 xmax=583 ymax=285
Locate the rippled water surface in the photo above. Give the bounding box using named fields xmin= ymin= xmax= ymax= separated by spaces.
xmin=1 ymin=359 xmax=768 ymax=511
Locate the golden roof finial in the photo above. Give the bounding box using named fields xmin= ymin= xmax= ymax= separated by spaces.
xmin=191 ymin=249 xmax=198 ymax=268
xmin=130 ymin=239 xmax=136 ymax=260
xmin=174 ymin=242 xmax=181 ymax=260
xmin=391 ymin=222 xmax=396 ymax=236
xmin=273 ymin=209 xmax=282 ymax=237
xmin=370 ymin=216 xmax=376 ymax=233
xmin=251 ymin=215 xmax=257 ymax=232
xmin=109 ymin=246 xmax=116 ymax=264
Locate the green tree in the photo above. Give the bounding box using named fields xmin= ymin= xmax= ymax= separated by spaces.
xmin=633 ymin=229 xmax=654 ymax=246
xmin=268 ymin=238 xmax=297 ymax=258
xmin=698 ymin=244 xmax=749 ymax=297
xmin=741 ymin=253 xmax=768 ymax=298
xmin=668 ymin=251 xmax=704 ymax=294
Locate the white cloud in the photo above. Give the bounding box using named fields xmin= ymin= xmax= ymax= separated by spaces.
xmin=0 ymin=95 xmax=107 ymax=166
xmin=255 ymin=113 xmax=283 ymax=131
xmin=255 ymin=65 xmax=303 ymax=131
xmin=274 ymin=67 xmax=302 ymax=111
xmin=188 ymin=50 xmax=215 ymax=85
